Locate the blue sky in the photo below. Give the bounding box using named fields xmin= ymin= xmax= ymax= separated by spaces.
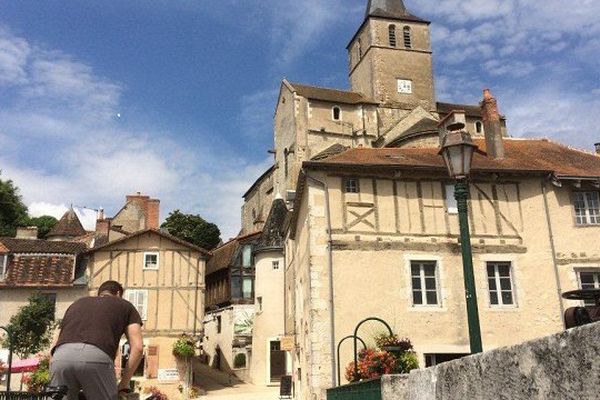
xmin=0 ymin=0 xmax=599 ymax=240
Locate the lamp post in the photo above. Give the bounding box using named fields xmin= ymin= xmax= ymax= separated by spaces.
xmin=0 ymin=326 xmax=13 ymax=394
xmin=438 ymin=124 xmax=483 ymax=354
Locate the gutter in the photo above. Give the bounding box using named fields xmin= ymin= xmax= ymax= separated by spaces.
xmin=541 ymin=180 xmax=565 ymax=326
xmin=306 ymin=174 xmax=337 ymax=387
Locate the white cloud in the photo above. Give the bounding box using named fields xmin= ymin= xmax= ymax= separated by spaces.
xmin=0 ymin=27 xmax=30 ymax=85
xmin=239 ymin=88 xmax=278 ymax=138
xmin=0 ymin=26 xmax=266 ymax=240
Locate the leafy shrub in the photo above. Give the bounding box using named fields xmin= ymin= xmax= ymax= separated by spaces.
xmin=172 ymin=335 xmax=195 ymax=359
xmin=23 ymin=354 xmax=50 ymax=393
xmin=233 ymin=353 xmax=247 ymax=369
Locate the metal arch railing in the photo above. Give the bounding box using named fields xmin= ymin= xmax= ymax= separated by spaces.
xmin=352 ymin=317 xmax=393 ymax=381
xmin=336 ymin=335 xmax=366 ymax=386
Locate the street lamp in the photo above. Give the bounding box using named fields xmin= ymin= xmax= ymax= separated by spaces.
xmin=438 ymin=123 xmax=483 ymax=354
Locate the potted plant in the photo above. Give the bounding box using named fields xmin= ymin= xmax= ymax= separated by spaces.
xmin=375 ymin=334 xmax=414 ymax=355
xmin=172 ymin=335 xmax=195 ymax=359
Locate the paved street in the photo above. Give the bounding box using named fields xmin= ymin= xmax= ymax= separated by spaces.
xmin=199 ymin=382 xmax=279 ymax=399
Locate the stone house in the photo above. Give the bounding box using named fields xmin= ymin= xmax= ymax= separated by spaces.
xmin=203 ymin=198 xmax=289 ymax=386
xmin=236 ymin=1 xmax=600 ymax=399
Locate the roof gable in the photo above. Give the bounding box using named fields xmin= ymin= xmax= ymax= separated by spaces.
xmin=48 ymin=208 xmax=87 ymax=238
xmin=87 ymin=229 xmax=210 ymax=256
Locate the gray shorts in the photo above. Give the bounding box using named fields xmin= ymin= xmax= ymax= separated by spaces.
xmin=50 ymin=343 xmax=118 ymax=400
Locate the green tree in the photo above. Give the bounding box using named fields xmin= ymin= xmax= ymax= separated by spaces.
xmin=25 ymin=216 xmax=58 ymax=239
xmin=161 ymin=210 xmax=221 ymax=250
xmin=0 ymin=174 xmax=29 ymax=237
xmin=1 ymin=293 xmax=56 ymax=359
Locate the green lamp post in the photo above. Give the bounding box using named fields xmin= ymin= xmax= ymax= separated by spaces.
xmin=439 ymin=124 xmax=483 ymax=354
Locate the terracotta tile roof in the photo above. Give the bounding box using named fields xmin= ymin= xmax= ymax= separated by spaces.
xmin=1 ymin=254 xmax=75 ymax=287
xmin=47 ymin=209 xmax=87 ymax=238
xmin=0 ymin=238 xmax=87 ymax=254
xmin=304 ymin=138 xmax=600 ymax=178
xmin=436 ymin=102 xmax=506 ymax=120
xmin=289 ymin=83 xmax=378 ymax=105
xmin=207 ymin=232 xmax=261 ymax=275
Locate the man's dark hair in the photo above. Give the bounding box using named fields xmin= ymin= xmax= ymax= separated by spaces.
xmin=98 ymin=280 xmax=124 ymax=297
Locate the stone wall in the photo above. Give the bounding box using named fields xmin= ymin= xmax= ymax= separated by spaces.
xmin=382 ymin=322 xmax=600 ymax=400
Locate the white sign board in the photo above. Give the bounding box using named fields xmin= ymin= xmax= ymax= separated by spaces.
xmin=158 ymin=368 xmax=180 ymax=383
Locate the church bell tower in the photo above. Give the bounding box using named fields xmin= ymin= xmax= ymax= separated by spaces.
xmin=348 ymin=0 xmax=436 ymax=111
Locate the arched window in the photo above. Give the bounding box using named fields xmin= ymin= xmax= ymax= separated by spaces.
xmin=332 ymin=106 xmax=342 ymax=121
xmin=357 ymin=38 xmax=363 ymax=59
xmin=475 ymin=121 xmax=483 ymax=134
xmin=403 ymin=26 xmax=412 ymax=48
xmin=389 ymin=25 xmax=397 ymax=47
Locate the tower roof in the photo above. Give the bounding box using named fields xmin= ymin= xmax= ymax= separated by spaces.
xmin=47 ymin=208 xmax=87 ymax=239
xmin=365 ymin=0 xmax=428 ymax=23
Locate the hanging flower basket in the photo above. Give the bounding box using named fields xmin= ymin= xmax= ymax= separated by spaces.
xmin=172 ymin=335 xmax=196 ymax=359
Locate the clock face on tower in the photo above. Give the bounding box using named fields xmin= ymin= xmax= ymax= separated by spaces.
xmin=397 ymin=79 xmax=413 ymax=94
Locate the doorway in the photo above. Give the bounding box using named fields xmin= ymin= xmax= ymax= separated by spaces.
xmin=269 ymin=340 xmax=286 ymax=382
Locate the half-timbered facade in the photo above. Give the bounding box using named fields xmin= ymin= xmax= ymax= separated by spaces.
xmin=86 ymin=229 xmax=208 ymax=386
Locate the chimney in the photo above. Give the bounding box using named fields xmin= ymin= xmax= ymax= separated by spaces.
xmin=146 ymin=199 xmax=160 ymax=230
xmin=480 ymin=89 xmax=505 ymax=159
xmin=16 ymin=226 xmax=38 ymax=239
xmin=595 ymin=142 xmax=600 ymax=155
xmin=95 ymin=215 xmax=110 ymax=238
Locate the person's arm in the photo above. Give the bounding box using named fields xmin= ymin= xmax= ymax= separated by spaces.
xmin=118 ymin=323 xmax=143 ymax=392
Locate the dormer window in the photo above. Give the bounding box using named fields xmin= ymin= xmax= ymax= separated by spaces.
xmin=403 ymin=26 xmax=412 ymax=48
xmin=475 ymin=121 xmax=483 ymax=134
xmin=389 ymin=25 xmax=397 ymax=47
xmin=332 ymin=106 xmax=342 ymax=121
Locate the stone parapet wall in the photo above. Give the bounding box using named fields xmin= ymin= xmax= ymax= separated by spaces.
xmin=381 ymin=322 xmax=600 ymax=399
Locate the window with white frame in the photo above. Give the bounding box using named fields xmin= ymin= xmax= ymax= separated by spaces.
xmin=410 ymin=261 xmax=439 ymax=306
xmin=578 ymin=271 xmax=600 ymax=306
xmin=486 ymin=262 xmax=515 ymax=306
xmin=125 ymin=290 xmax=148 ymax=321
xmin=573 ymin=192 xmax=600 ymax=225
xmin=445 ymin=184 xmax=458 ymax=214
xmin=332 ymin=106 xmax=342 ymax=121
xmin=143 ymin=252 xmax=159 ymax=270
xmin=344 ymin=178 xmax=360 ymax=193
xmin=0 ymin=254 xmax=7 ymax=280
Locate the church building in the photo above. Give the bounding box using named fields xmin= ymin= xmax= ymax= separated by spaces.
xmin=238 ymin=1 xmax=600 ymax=399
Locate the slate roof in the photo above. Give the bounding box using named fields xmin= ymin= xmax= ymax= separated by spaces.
xmin=207 ymin=232 xmax=261 ymax=275
xmin=0 ymin=238 xmax=87 ymax=254
xmin=366 ymin=0 xmax=428 ymax=23
xmin=257 ymin=199 xmax=289 ymax=250
xmin=303 ymin=138 xmax=600 ymax=178
xmin=289 ymin=83 xmax=378 ymax=105
xmin=47 ymin=208 xmax=87 ymax=238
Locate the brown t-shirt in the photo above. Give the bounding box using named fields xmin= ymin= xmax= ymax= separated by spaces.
xmin=54 ymin=296 xmax=143 ymax=359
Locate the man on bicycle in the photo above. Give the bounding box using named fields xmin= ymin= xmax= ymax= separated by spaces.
xmin=50 ymin=281 xmax=144 ymax=399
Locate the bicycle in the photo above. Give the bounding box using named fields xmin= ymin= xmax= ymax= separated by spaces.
xmin=42 ymin=386 xmax=138 ymax=400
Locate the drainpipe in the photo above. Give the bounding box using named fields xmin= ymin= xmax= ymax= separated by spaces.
xmin=541 ymin=180 xmax=565 ymax=326
xmin=306 ymin=175 xmax=337 ymax=387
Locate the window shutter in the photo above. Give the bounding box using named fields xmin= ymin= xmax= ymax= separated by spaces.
xmin=146 ymin=345 xmax=159 ymax=379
